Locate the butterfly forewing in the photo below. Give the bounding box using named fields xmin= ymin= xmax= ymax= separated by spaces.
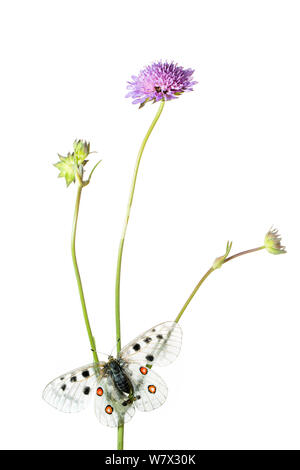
xmin=43 ymin=362 xmax=105 ymax=413
xmin=94 ymin=374 xmax=135 ymax=427
xmin=120 ymin=321 xmax=182 ymax=367
xmin=43 ymin=321 xmax=183 ymax=426
xmin=123 ymin=362 xmax=168 ymax=411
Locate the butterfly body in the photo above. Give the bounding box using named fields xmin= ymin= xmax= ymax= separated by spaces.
xmin=106 ymin=357 xmax=133 ymax=395
xmin=43 ymin=321 xmax=182 ymax=427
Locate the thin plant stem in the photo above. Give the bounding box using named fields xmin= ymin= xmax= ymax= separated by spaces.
xmin=71 ymin=183 xmax=99 ymax=363
xmin=175 ymin=267 xmax=214 ymax=323
xmin=117 ymin=426 xmax=124 ymax=451
xmin=115 ymin=100 xmax=165 ymax=451
xmin=175 ymin=245 xmax=266 ymax=324
xmin=223 ymin=246 xmax=265 ymax=263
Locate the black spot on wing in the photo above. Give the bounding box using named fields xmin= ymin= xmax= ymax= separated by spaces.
xmin=82 ymin=370 xmax=90 ymax=378
xmin=133 ymin=343 xmax=141 ymax=351
xmin=70 ymin=376 xmax=77 ymax=382
xmin=146 ymin=354 xmax=154 ymax=362
xmin=144 ymin=337 xmax=152 ymax=343
xmin=83 ymin=387 xmax=90 ymax=395
xmin=156 ymin=334 xmax=163 ymax=340
xmin=61 ymin=384 xmax=66 ymax=392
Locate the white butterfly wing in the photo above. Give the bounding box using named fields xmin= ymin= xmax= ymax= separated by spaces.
xmin=94 ymin=374 xmax=135 ymax=427
xmin=120 ymin=321 xmax=182 ymax=367
xmin=122 ymin=362 xmax=168 ymax=412
xmin=43 ymin=362 xmax=105 ymax=413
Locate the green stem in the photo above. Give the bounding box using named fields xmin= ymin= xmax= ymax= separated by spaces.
xmin=117 ymin=426 xmax=124 ymax=451
xmin=71 ymin=183 xmax=99 ymax=363
xmin=175 ymin=267 xmax=214 ymax=323
xmin=115 ymin=100 xmax=165 ymax=451
xmin=175 ymin=245 xmax=266 ymax=324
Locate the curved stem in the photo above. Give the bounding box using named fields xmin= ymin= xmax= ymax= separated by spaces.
xmin=115 ymin=100 xmax=165 ymax=450
xmin=175 ymin=245 xmax=266 ymax=324
xmin=71 ymin=183 xmax=99 ymax=363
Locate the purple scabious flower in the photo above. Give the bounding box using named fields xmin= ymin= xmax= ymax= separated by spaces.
xmin=126 ymin=61 xmax=197 ymax=107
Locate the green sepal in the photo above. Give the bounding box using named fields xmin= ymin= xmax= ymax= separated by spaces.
xmin=213 ymin=241 xmax=233 ymax=270
xmin=54 ymin=153 xmax=76 ymax=187
xmin=139 ymin=98 xmax=150 ymax=109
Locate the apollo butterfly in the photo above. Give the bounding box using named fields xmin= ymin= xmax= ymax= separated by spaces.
xmin=43 ymin=321 xmax=182 ymax=427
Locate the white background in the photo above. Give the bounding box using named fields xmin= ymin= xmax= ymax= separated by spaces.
xmin=0 ymin=0 xmax=299 ymax=450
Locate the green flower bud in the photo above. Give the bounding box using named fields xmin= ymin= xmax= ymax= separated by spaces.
xmin=264 ymin=227 xmax=286 ymax=255
xmin=73 ymin=139 xmax=90 ymax=165
xmin=54 ymin=140 xmax=91 ymax=187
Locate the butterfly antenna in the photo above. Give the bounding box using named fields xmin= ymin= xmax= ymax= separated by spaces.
xmin=109 ymin=338 xmax=120 ymax=358
xmin=91 ymin=348 xmax=108 ymax=361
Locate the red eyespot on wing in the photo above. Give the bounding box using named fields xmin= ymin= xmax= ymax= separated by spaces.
xmin=96 ymin=387 xmax=104 ymax=397
xmin=148 ymin=385 xmax=156 ymax=394
xmin=140 ymin=366 xmax=148 ymax=375
xmin=105 ymin=405 xmax=113 ymax=414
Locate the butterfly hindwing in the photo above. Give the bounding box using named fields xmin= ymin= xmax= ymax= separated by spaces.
xmin=43 ymin=321 xmax=182 ymax=425
xmin=122 ymin=362 xmax=168 ymax=412
xmin=42 ymin=362 xmax=105 ymax=413
xmin=120 ymin=321 xmax=182 ymax=367
xmin=94 ymin=374 xmax=135 ymax=427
